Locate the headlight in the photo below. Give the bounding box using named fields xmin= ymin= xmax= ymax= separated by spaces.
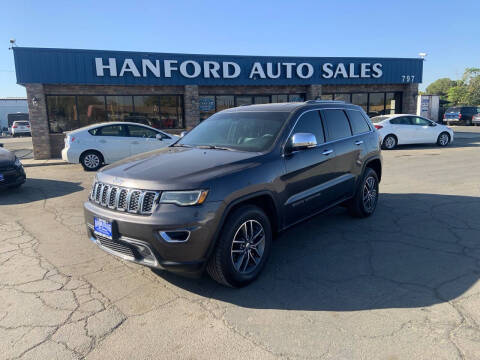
xmin=14 ymin=158 xmax=22 ymax=167
xmin=159 ymin=190 xmax=208 ymax=206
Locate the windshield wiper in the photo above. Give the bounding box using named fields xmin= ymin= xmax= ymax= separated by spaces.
xmin=195 ymin=145 xmax=235 ymax=151
xmin=172 ymin=143 xmax=193 ymax=148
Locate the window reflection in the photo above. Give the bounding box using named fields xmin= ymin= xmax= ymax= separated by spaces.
xmin=351 ymin=93 xmax=368 ymax=112
xmin=47 ymin=96 xmax=77 ymax=133
xmin=368 ymin=93 xmax=385 ymax=117
xmin=386 ymin=92 xmax=402 ymax=114
xmin=106 ymin=96 xmax=133 ymax=122
xmin=77 ymin=96 xmax=105 ymax=128
xmin=334 ymin=93 xmax=351 ymax=102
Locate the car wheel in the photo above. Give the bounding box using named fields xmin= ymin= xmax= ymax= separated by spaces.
xmin=80 ymin=151 xmax=103 ymax=171
xmin=348 ymin=168 xmax=379 ymax=218
xmin=437 ymin=132 xmax=450 ymax=147
xmin=207 ymin=205 xmax=272 ymax=287
xmin=382 ymin=135 xmax=397 ymax=150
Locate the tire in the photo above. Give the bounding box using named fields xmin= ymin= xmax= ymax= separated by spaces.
xmin=80 ymin=150 xmax=103 ymax=171
xmin=382 ymin=134 xmax=397 ymax=150
xmin=347 ymin=168 xmax=379 ymax=218
xmin=207 ymin=205 xmax=272 ymax=287
xmin=437 ymin=132 xmax=450 ymax=147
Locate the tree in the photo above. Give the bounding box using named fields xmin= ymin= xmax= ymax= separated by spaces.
xmin=426 ymin=78 xmax=457 ymax=99
xmin=447 ymin=85 xmax=469 ymax=105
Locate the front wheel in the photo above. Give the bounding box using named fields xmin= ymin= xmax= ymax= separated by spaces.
xmin=382 ymin=135 xmax=397 ymax=150
xmin=437 ymin=132 xmax=450 ymax=147
xmin=207 ymin=205 xmax=272 ymax=287
xmin=348 ymin=168 xmax=379 ymax=218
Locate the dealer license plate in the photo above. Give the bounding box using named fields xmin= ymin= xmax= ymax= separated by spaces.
xmin=94 ymin=217 xmax=112 ymax=239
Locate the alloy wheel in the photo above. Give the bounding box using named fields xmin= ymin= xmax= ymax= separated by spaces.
xmin=384 ymin=136 xmax=396 ymax=149
xmin=84 ymin=154 xmax=100 ymax=169
xmin=363 ymin=176 xmax=378 ymax=213
xmin=439 ymin=134 xmax=449 ymax=146
xmin=230 ymin=219 xmax=265 ymax=274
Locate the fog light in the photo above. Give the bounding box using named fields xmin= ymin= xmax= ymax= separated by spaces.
xmin=159 ymin=230 xmax=190 ymax=243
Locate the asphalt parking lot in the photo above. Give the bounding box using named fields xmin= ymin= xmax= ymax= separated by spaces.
xmin=1 ymin=127 xmax=480 ymax=359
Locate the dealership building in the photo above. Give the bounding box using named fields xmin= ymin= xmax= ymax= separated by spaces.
xmin=12 ymin=47 xmax=423 ymax=159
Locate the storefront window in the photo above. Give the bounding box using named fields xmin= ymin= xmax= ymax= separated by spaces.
xmin=46 ymin=96 xmax=77 ymax=133
xmin=254 ymin=96 xmax=270 ymax=104
xmin=132 ymin=96 xmax=161 ymax=128
xmin=334 ymin=93 xmax=351 ymax=102
xmin=368 ymin=93 xmax=385 ymax=117
xmin=320 ymin=94 xmax=334 ymax=100
xmin=199 ymin=96 xmax=215 ymax=121
xmin=236 ymin=96 xmax=253 ymax=106
xmin=77 ymin=96 xmax=106 ymax=127
xmin=216 ymin=96 xmax=235 ymax=111
xmin=289 ymin=94 xmax=305 ymax=102
xmin=386 ymin=92 xmax=402 ymax=114
xmin=106 ymin=96 xmax=133 ymax=122
xmin=159 ymin=95 xmax=180 ymax=129
xmin=351 ymin=93 xmax=368 ymax=112
xmin=272 ymin=95 xmax=288 ymax=103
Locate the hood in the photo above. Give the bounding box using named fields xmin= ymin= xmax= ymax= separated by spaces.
xmin=97 ymin=146 xmax=262 ymax=190
xmin=0 ymin=147 xmax=15 ymax=167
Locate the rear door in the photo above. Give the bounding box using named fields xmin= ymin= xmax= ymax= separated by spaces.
xmin=282 ymin=110 xmax=336 ymax=226
xmin=90 ymin=124 xmax=130 ymax=163
xmin=320 ymin=109 xmax=357 ymax=200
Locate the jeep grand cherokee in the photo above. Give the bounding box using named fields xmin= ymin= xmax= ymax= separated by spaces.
xmin=84 ymin=101 xmax=382 ymax=287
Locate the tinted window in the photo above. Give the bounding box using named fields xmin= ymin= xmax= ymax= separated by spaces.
xmin=15 ymin=121 xmax=30 ymax=126
xmin=321 ymin=110 xmax=352 ymax=141
xmin=347 ymin=110 xmax=370 ymax=134
xmin=291 ymin=111 xmax=325 ymax=144
xmin=127 ymin=125 xmax=158 ymax=138
xmin=410 ymin=117 xmax=430 ymax=126
xmin=90 ymin=125 xmax=125 ymax=136
xmin=390 ymin=117 xmax=411 ymax=125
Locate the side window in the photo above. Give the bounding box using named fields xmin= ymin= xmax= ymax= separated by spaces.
xmin=410 ymin=117 xmax=430 ymax=126
xmin=390 ymin=117 xmax=411 ymax=125
xmin=321 ymin=109 xmax=352 ymax=141
xmin=346 ymin=110 xmax=371 ymax=135
xmin=89 ymin=125 xmax=125 ymax=136
xmin=127 ymin=125 xmax=158 ymax=138
xmin=291 ymin=111 xmax=325 ymax=144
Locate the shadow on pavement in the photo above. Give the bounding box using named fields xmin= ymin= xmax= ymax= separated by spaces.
xmin=0 ymin=178 xmax=84 ymax=205
xmin=155 ymin=193 xmax=480 ymax=311
xmin=390 ymin=136 xmax=480 ymax=150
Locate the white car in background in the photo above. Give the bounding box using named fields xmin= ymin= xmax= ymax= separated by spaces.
xmin=61 ymin=122 xmax=179 ymax=171
xmin=11 ymin=121 xmax=31 ymax=137
xmin=371 ymin=114 xmax=454 ymax=150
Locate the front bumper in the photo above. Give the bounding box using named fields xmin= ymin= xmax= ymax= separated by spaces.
xmin=84 ymin=199 xmax=225 ymax=276
xmin=0 ymin=166 xmax=26 ymax=189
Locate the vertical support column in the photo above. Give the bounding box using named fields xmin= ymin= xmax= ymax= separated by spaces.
xmin=306 ymin=84 xmax=322 ymax=100
xmin=403 ymin=83 xmax=419 ymax=114
xmin=184 ymin=85 xmax=199 ymax=129
xmin=25 ymin=84 xmax=51 ymax=159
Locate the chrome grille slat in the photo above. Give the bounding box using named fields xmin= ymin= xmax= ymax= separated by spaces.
xmin=89 ymin=181 xmax=159 ymax=215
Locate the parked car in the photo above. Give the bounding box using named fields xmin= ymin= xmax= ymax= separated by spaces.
xmin=371 ymin=114 xmax=454 ymax=150
xmin=443 ymin=106 xmax=480 ymax=126
xmin=11 ymin=121 xmax=31 ymax=137
xmin=472 ymin=113 xmax=480 ymax=126
xmin=84 ymin=101 xmax=382 ymax=287
xmin=61 ymin=122 xmax=179 ymax=171
xmin=0 ymin=147 xmax=26 ymax=189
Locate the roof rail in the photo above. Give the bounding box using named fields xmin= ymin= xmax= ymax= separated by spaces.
xmin=305 ymin=100 xmax=346 ymax=104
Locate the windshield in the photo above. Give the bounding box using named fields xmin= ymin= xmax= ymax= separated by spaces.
xmin=370 ymin=116 xmax=390 ymax=123
xmin=176 ymin=111 xmax=289 ymax=152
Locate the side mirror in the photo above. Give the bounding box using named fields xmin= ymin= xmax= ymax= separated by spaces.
xmin=180 ymin=131 xmax=188 ymax=138
xmin=155 ymin=134 xmax=163 ymax=141
xmin=429 ymin=122 xmax=437 ymax=127
xmin=290 ymin=133 xmax=317 ymax=151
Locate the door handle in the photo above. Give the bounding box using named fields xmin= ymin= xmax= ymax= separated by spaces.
xmin=322 ymin=149 xmax=333 ymax=155
xmin=355 ymin=140 xmax=364 ymax=145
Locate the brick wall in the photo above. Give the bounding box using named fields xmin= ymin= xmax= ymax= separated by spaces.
xmin=184 ymin=85 xmax=199 ymax=129
xmin=25 ymin=84 xmax=50 ymax=159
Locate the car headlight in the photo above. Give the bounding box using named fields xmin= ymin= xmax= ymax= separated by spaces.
xmin=159 ymin=190 xmax=208 ymax=206
xmin=14 ymin=157 xmax=22 ymax=167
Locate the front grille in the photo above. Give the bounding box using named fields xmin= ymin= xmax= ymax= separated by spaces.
xmin=97 ymin=236 xmax=135 ymax=258
xmin=90 ymin=181 xmax=159 ymax=215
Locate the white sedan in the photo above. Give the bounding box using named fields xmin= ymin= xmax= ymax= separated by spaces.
xmin=61 ymin=122 xmax=179 ymax=170
xmin=371 ymin=114 xmax=454 ymax=150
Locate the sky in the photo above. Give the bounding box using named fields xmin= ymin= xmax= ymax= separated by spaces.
xmin=1 ymin=0 xmax=479 ymax=97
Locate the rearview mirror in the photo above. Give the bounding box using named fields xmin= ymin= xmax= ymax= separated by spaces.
xmin=290 ymin=133 xmax=317 ymax=151
xmin=180 ymin=131 xmax=188 ymax=138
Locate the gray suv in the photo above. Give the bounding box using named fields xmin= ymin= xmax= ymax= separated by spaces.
xmin=84 ymin=101 xmax=382 ymax=287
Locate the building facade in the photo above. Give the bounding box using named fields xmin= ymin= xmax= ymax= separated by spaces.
xmin=0 ymin=98 xmax=28 ymax=130
xmin=13 ymin=47 xmax=422 ymax=159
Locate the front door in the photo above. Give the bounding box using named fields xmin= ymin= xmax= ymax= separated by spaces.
xmin=126 ymin=125 xmax=163 ymax=156
xmin=282 ymin=110 xmax=337 ymax=226
xmin=93 ymin=124 xmax=130 ymax=163
xmin=409 ymin=116 xmax=436 ymax=143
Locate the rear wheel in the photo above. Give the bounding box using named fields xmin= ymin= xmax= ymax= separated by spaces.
xmin=382 ymin=135 xmax=397 ymax=150
xmin=348 ymin=168 xmax=379 ymax=218
xmin=80 ymin=150 xmax=103 ymax=171
xmin=207 ymin=205 xmax=272 ymax=287
xmin=437 ymin=132 xmax=450 ymax=147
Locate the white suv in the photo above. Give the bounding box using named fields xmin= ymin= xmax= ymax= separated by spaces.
xmin=11 ymin=121 xmax=31 ymax=137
